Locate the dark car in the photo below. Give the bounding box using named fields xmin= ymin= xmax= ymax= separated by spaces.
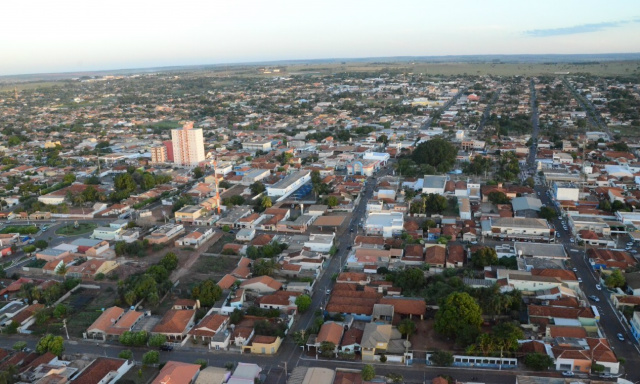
xmin=160 ymin=344 xmax=173 ymax=351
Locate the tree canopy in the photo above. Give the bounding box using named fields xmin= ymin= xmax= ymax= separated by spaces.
xmin=434 ymin=292 xmax=483 ymax=345
xmin=191 ymin=280 xmax=223 ymax=307
xmin=35 ymin=334 xmax=65 ymax=356
xmin=471 ymin=247 xmax=498 ymax=269
xmin=411 ymin=137 xmax=457 ymax=172
xmin=295 ymin=295 xmax=312 ymax=312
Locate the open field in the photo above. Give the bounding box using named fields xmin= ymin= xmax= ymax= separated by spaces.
xmin=254 ymin=61 xmax=640 ymax=78
xmin=64 ymin=287 xmax=115 ymax=337
xmin=0 ymin=81 xmax=60 ymax=92
xmin=0 ymin=225 xmax=39 ymax=235
xmin=610 ymin=125 xmax=640 ymax=137
xmin=55 ymin=223 xmax=97 ymax=236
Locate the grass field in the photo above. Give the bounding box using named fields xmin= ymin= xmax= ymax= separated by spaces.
xmin=611 ymin=125 xmax=640 ymax=137
xmin=0 ymin=225 xmax=39 ymax=235
xmin=64 ymin=288 xmax=115 ymax=337
xmin=205 ymin=234 xmax=236 ymax=254
xmin=194 ymin=255 xmax=238 ymax=274
xmin=144 ymin=120 xmax=181 ymax=130
xmin=55 ymin=223 xmax=97 ymax=236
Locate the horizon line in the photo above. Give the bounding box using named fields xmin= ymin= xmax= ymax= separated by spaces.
xmin=3 ymin=52 xmax=640 ymax=79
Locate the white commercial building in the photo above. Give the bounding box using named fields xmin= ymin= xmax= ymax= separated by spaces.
xmin=422 ymin=175 xmax=448 ymax=195
xmin=364 ymin=212 xmax=404 ymax=238
xmin=363 ymin=152 xmax=390 ymax=165
xmin=266 ymin=170 xmax=311 ymax=199
xmin=552 ymin=182 xmax=580 ymax=201
xmin=171 ymin=122 xmax=205 ymax=166
xmin=304 ymin=233 xmax=335 ymax=253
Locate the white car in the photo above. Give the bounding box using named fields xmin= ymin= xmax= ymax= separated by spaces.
xmin=632 ymin=250 xmax=638 ymax=254
xmin=570 ymin=238 xmax=575 ymax=243
xmin=627 ymin=242 xmax=634 ymax=246
xmin=562 ymin=371 xmax=575 ymax=377
xmin=617 ymin=333 xmax=625 ymax=341
xmin=595 ymin=284 xmax=602 ymax=290
xmin=572 ymin=267 xmax=578 ymax=272
xmin=578 ymin=277 xmax=582 ymax=283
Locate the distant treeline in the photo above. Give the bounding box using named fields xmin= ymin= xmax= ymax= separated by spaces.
xmin=543 ymin=61 xmax=600 ymax=65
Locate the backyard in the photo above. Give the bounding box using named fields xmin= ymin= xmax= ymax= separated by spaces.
xmin=55 ymin=223 xmax=97 ymax=236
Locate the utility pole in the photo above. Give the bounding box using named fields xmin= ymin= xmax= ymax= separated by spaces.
xmin=62 ymin=318 xmax=70 ymax=340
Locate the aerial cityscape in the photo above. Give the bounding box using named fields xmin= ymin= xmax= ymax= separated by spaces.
xmin=1 ymin=1 xmax=640 ymax=384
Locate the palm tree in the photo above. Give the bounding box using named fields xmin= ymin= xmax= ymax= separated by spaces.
xmin=56 ymin=263 xmax=68 ymax=278
xmin=404 ymin=189 xmax=416 ymax=213
xmin=398 ymin=318 xmax=416 ymax=341
xmin=261 ymin=196 xmax=272 ymax=209
xmin=421 ymin=193 xmax=428 ymax=214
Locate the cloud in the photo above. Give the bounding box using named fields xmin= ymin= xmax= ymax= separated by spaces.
xmin=524 ymin=19 xmax=639 ymax=37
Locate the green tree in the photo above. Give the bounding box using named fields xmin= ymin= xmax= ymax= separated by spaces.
xmin=35 ymin=334 xmax=65 ymax=356
xmin=148 ymin=334 xmax=167 ymax=347
xmin=191 ymin=280 xmax=223 ymax=307
xmin=411 ymin=138 xmax=457 ymax=172
xmin=605 ymin=269 xmax=625 ymax=289
xmin=194 ymin=358 xmax=207 ymax=369
xmin=524 ymin=352 xmax=553 ymax=371
xmin=53 ymin=304 xmax=70 ymax=318
xmin=23 ymin=245 xmax=36 ymax=253
xmin=5 ymin=320 xmax=19 ymax=334
xmin=118 ymin=350 xmax=133 ymax=360
xmin=62 ymin=173 xmax=76 ymax=184
xmin=488 ymin=191 xmax=509 ymax=205
xmin=326 ymin=196 xmax=339 ymax=208
xmin=319 ymin=341 xmax=336 ymax=357
xmin=160 ymin=252 xmax=178 ymax=271
xmin=261 ymin=196 xmax=273 ymax=209
xmin=524 ymin=177 xmax=535 ymax=188
xmin=250 ymin=182 xmax=266 ymax=195
xmin=430 ymin=350 xmax=454 ymax=366
xmin=114 ymin=173 xmax=137 ymax=193
xmin=425 ymin=193 xmax=448 ymax=214
xmin=361 ymin=364 xmax=375 ymax=381
xmin=471 ymin=247 xmax=498 ymax=269
xmin=492 ymin=322 xmax=524 ymax=351
xmin=34 ymin=240 xmax=48 ymax=250
xmin=193 ymin=167 xmax=204 ymax=179
xmin=539 ymin=206 xmax=556 ymax=221
xmin=252 ymin=259 xmax=277 ymax=276
xmin=142 ymin=350 xmax=159 ymax=365
xmin=12 ymin=341 xmax=27 ymax=351
xmin=295 ymin=295 xmax=312 ymax=313
xmin=398 ymin=318 xmax=417 ymax=340
xmin=435 ymin=292 xmax=483 ymax=344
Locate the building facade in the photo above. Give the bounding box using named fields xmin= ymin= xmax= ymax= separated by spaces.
xmin=171 ymin=122 xmax=205 ymax=166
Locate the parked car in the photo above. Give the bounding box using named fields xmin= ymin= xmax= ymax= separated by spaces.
xmin=572 ymin=267 xmax=577 ymax=272
xmin=569 ymin=238 xmax=575 ymax=243
xmin=617 ymin=333 xmax=625 ymax=341
xmin=632 ymin=250 xmax=638 ymax=254
xmin=160 ymin=344 xmax=173 ymax=351
xmin=577 ymin=277 xmax=583 ymax=283
xmin=561 ymin=371 xmax=575 ymax=377
xmin=627 ymin=242 xmax=634 ymax=246
xmin=595 ymin=284 xmax=602 ymax=290
xmin=589 ymin=295 xmax=600 ymax=302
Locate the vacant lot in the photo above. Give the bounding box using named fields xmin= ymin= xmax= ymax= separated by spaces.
xmin=410 ymin=319 xmax=459 ymax=353
xmin=611 ymin=125 xmax=640 ymax=137
xmin=206 ymin=234 xmax=236 ymax=254
xmin=55 ymin=223 xmax=97 ymax=236
xmin=117 ymin=365 xmax=159 ymax=384
xmin=63 ymin=288 xmax=115 ymax=337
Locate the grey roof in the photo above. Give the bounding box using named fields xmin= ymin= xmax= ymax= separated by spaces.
xmin=70 ymin=238 xmax=103 ymax=247
xmin=511 ymin=196 xmax=543 ymax=212
xmin=492 ymin=217 xmax=548 ymax=229
xmin=270 ymin=170 xmax=311 ymax=190
xmin=625 ymin=272 xmax=640 ymax=289
xmin=372 ymin=304 xmax=394 ymax=319
xmin=514 ymin=242 xmax=567 ymax=258
xmin=423 ymin=175 xmax=448 ymax=189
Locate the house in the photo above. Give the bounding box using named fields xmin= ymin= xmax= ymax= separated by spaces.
xmin=146 ymin=223 xmax=185 ymax=244
xmin=239 ymin=276 xmax=282 ymax=294
xmin=8 ymin=303 xmax=44 ymax=332
xmin=311 ymin=322 xmax=344 ymax=357
xmin=425 ymin=245 xmax=446 ymax=268
xmin=360 ymin=323 xmax=405 ymax=362
xmin=152 ymin=361 xmax=201 ymax=384
xmin=340 ymin=326 xmax=364 ymax=354
xmin=489 ymin=217 xmax=552 ymax=241
xmin=553 ymin=338 xmax=619 ymax=375
xmin=257 ymin=290 xmax=301 ymax=311
xmin=379 ymin=297 xmax=426 ymax=320
xmin=86 ymin=307 xmax=124 ymax=339
xmin=151 ymin=309 xmax=196 ymax=345
xmin=66 ymin=259 xmax=118 ymax=279
xmin=189 ymin=314 xmax=229 ymax=346
xmin=236 ymin=228 xmax=256 ymax=242
xmin=72 ymin=358 xmax=133 ymax=384
xmin=243 ymin=335 xmax=283 ymax=355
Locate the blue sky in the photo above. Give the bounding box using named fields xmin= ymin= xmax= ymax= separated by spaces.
xmin=1 ymin=0 xmax=639 ymax=76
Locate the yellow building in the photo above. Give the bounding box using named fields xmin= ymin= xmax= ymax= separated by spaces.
xmin=174 ymin=205 xmax=203 ymax=223
xmin=44 ymin=141 xmax=61 ymax=148
xmin=243 ymin=335 xmax=282 ymax=355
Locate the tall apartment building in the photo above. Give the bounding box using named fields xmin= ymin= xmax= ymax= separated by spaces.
xmin=171 ymin=122 xmax=205 ymax=167
xmin=151 ymin=146 xmax=167 ymax=163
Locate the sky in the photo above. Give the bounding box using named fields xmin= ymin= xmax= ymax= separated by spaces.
xmin=1 ymin=0 xmax=639 ymax=76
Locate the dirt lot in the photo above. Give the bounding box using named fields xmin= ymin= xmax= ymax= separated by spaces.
xmin=410 ymin=319 xmax=458 ymax=353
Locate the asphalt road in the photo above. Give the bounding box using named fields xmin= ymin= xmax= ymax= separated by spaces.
xmin=528 ymin=79 xmax=540 ymax=167
xmin=477 ymin=87 xmax=502 ymax=133
xmin=535 ymin=184 xmax=640 ymax=380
